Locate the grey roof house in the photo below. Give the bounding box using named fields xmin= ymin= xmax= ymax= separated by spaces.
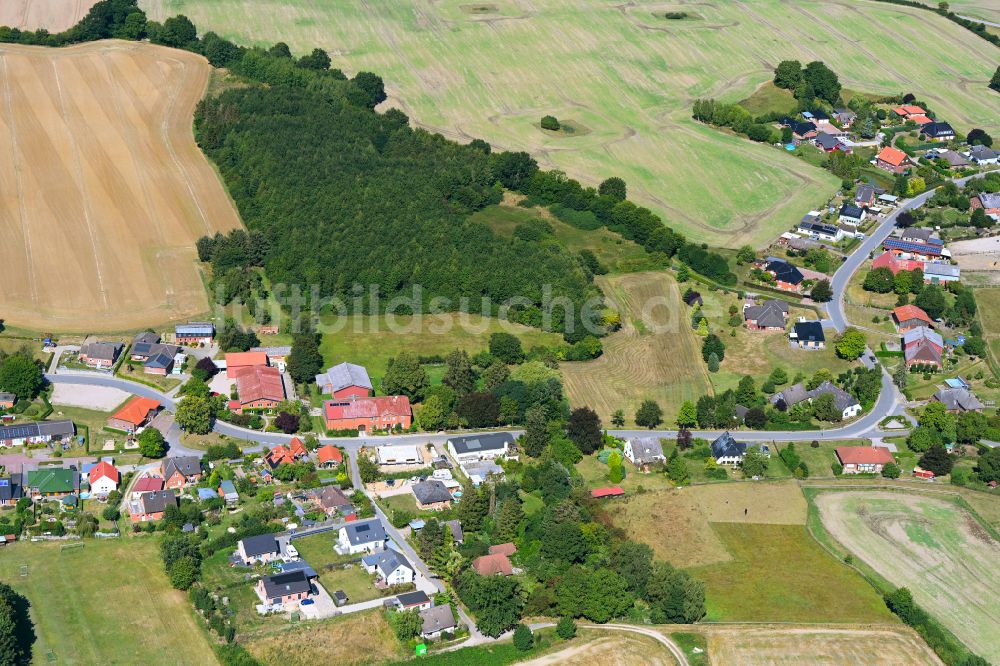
xmin=932 ymin=387 xmax=984 ymax=413
xmin=623 ymin=437 xmax=665 ymax=467
xmin=790 ymin=321 xmax=825 ymax=348
xmin=411 ymin=479 xmax=453 ymax=508
xmin=338 ymin=518 xmax=388 ymax=553
xmin=710 ymin=432 xmax=748 ymax=465
xmin=744 ymin=299 xmax=789 ymax=330
xmin=447 ymin=432 xmax=514 ymax=462
xmin=420 ymin=604 xmax=458 ymax=638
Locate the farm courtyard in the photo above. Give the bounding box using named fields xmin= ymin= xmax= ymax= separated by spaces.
xmin=0 ymin=40 xmax=242 ymax=332
xmin=141 ymin=0 xmax=1000 ymax=248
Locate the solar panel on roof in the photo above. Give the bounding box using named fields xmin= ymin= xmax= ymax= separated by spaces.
xmin=0 ymin=480 xmax=8 ymax=487
xmin=356 ymin=523 xmax=370 ymax=533
xmin=466 ymin=441 xmax=481 ymax=450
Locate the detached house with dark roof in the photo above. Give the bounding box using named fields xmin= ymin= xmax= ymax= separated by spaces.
xmin=838 ymin=203 xmax=866 ymax=227
xmin=0 ymin=420 xmax=75 ymax=448
xmin=711 ymin=432 xmax=750 ymax=466
xmin=809 ymin=381 xmax=862 ymax=419
xmin=130 ymin=333 xmax=180 ymax=375
xmin=764 ymin=259 xmax=804 ymax=292
xmin=337 ymin=519 xmax=388 ymax=555
xmin=743 ymin=298 xmax=789 ymax=331
xmin=237 ymin=534 xmax=281 ymax=565
xmin=362 ymin=549 xmax=414 ymax=586
xmin=411 ymin=479 xmax=453 ymax=510
xmin=931 ymin=387 xmax=984 ymax=413
xmin=446 ymin=432 xmax=515 ymax=464
xmin=920 ymin=121 xmax=955 ymax=141
xmin=78 ymin=340 xmax=123 ymax=369
xmin=855 ymin=183 xmax=876 ymax=207
xmin=161 ymin=456 xmax=202 ymax=489
xmin=789 ymin=321 xmax=825 ymax=349
xmin=256 ymin=570 xmax=314 ymax=607
xmin=127 ymin=489 xmax=176 ymax=522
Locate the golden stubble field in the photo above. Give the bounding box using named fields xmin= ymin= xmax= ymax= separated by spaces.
xmin=0 ymin=40 xmax=242 ymax=332
xmin=0 ymin=1 xmax=99 ymax=32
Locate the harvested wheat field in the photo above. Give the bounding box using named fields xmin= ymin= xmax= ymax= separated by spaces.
xmin=520 ymin=630 xmax=675 ymax=666
xmin=0 ymin=40 xmax=242 ymax=332
xmin=702 ymin=624 xmax=942 ymax=666
xmin=0 ymin=1 xmax=99 ymax=32
xmin=561 ymin=271 xmax=712 ymax=427
xmin=244 ymin=610 xmax=402 ymax=665
xmin=606 ymin=481 xmax=807 ymax=568
xmin=816 ymin=491 xmax=1000 ymax=663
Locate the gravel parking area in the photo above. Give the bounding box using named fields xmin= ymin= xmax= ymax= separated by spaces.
xmin=51 ymin=383 xmax=130 ymax=410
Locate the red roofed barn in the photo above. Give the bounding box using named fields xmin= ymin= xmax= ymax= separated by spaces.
xmin=324 ymin=396 xmax=412 ymax=432
xmin=893 ymin=305 xmax=933 ymax=333
xmin=232 ymin=365 xmax=285 ymax=413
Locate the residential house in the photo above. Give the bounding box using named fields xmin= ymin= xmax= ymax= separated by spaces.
xmin=855 ymin=184 xmax=876 ymax=207
xmin=789 ymin=321 xmax=825 ymax=349
xmin=832 ymin=108 xmax=856 ymax=127
xmin=161 ymin=456 xmax=202 ymax=489
xmin=872 ymin=251 xmax=923 ymax=275
xmin=622 ymin=437 xmax=665 ymax=469
xmin=892 ymin=105 xmax=926 ymax=119
xmin=323 ymin=396 xmax=412 ymax=432
xmin=922 ymin=262 xmax=960 ymax=284
xmin=78 ymin=340 xmax=123 ymax=369
xmin=0 ymin=475 xmax=22 ymax=507
xmin=905 ymin=337 xmax=944 ymax=369
xmin=900 ymin=227 xmax=937 ymax=244
xmin=591 ymin=486 xmax=625 ymax=499
xmin=264 ymin=445 xmax=296 ymax=469
xmin=289 ymin=437 xmax=307 ymax=459
xmin=175 ymin=322 xmax=214 ymax=346
xmin=931 ymin=387 xmax=984 ymax=413
xmin=710 ymin=432 xmax=749 ymax=466
xmin=307 ymin=486 xmax=353 ymax=516
xmin=250 ymin=346 xmax=291 ymax=372
xmin=462 ymin=460 xmax=504 ymax=486
xmin=893 ymin=304 xmax=934 ymax=332
xmin=769 ymin=382 xmax=810 ymax=411
xmin=0 ymin=393 xmax=16 ymax=409
xmin=966 ymin=145 xmax=1000 ymax=166
xmin=920 ymin=121 xmax=955 ymax=141
xmin=446 ymin=432 xmax=515 ymax=464
xmin=127 ymin=489 xmax=176 ymax=522
xmin=792 ymin=121 xmax=817 ymax=140
xmin=764 ymin=259 xmax=804 ymax=292
xmin=88 ymin=461 xmax=119 ymax=498
xmin=970 ymin=192 xmax=1000 ymax=218
xmin=809 ymin=381 xmax=862 ymax=419
xmin=835 ymin=446 xmax=895 ymax=474
xmin=472 ymin=552 xmax=513 ymax=576
xmin=376 ymin=445 xmax=422 ymax=466
xmin=225 ymin=351 xmax=268 ymax=379
xmin=445 ymin=520 xmax=464 ymax=544
xmin=314 ymin=362 xmax=373 ymax=398
xmin=0 ymin=420 xmax=75 ymax=448
xmin=130 ymin=475 xmax=163 ymax=500
xmin=420 ymin=604 xmax=458 ymax=639
xmin=396 ymin=591 xmax=432 ymax=612
xmin=219 ymin=479 xmax=239 ymax=506
xmin=411 ymin=479 xmax=453 ymax=510
xmin=106 ymin=396 xmax=160 ymax=433
xmin=875 ymin=146 xmax=910 ymax=173
xmin=884 ymin=237 xmax=948 ymax=262
xmin=316 ymin=445 xmax=343 ymax=468
xmin=130 ymin=333 xmax=180 ymax=375
xmin=230 ymin=365 xmax=284 ymax=413
xmin=743 ymin=298 xmax=789 ymax=331
xmin=903 ymin=326 xmax=944 ymax=354
xmin=362 ymin=549 xmax=414 ymax=586
xmin=237 ymin=534 xmax=281 ymax=565
xmin=815 ymin=133 xmax=849 ymax=153
xmin=256 ymin=570 xmax=313 ymax=606
xmin=337 ymin=519 xmax=388 ymax=555
xmin=934 ymin=150 xmax=971 ymax=168
xmin=798 ymin=219 xmax=844 ymax=243
xmin=838 ymin=203 xmax=866 ymax=227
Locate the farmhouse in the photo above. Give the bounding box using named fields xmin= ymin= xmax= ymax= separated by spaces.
xmin=447 ymin=432 xmax=515 ymax=464
xmin=376 ymin=445 xmax=422 ymax=466
xmin=107 ymin=396 xmax=160 ymax=433
xmin=855 ymin=184 xmax=876 ymax=207
xmin=88 ymin=461 xmax=119 ymax=498
xmin=872 ymin=251 xmax=923 ymax=275
xmin=362 ymin=548 xmax=414 ymax=586
xmin=161 ymin=456 xmax=202 ymax=489
xmin=25 ymin=468 xmax=79 ymax=499
xmin=623 ymin=436 xmax=665 ymax=469
xmin=420 ymin=604 xmax=458 ymax=639
xmin=970 ymin=192 xmax=1000 ymax=218
xmin=127 ymin=489 xmax=176 ymax=522
xmin=920 ymin=121 xmax=955 ymax=141
xmin=411 ymin=479 xmax=453 ymax=510
xmin=337 ymin=519 xmax=388 ymax=555
xmin=789 ymin=321 xmax=825 ymax=349
xmin=931 ymin=387 xmax=984 ymax=413
xmin=835 ymin=446 xmax=895 ymax=474
xmin=764 ymin=259 xmax=804 ymax=292
xmin=323 ymin=396 xmax=412 ymax=432
xmin=225 ymin=351 xmax=268 ymax=379
xmin=175 ymin=322 xmax=214 ymax=346
xmin=78 ymin=340 xmax=123 ymax=369
xmin=256 ymin=570 xmax=314 ymax=607
xmin=315 ymin=362 xmax=373 ymax=398
xmin=884 ymin=238 xmax=947 ymax=262
xmin=0 ymin=420 xmax=75 ymax=448
xmin=231 ymin=364 xmax=285 ymax=413
xmin=875 ymin=146 xmax=910 ymax=173
xmin=710 ymin=432 xmax=749 ymax=466
xmin=237 ymin=534 xmax=281 ymax=565
xmin=838 ymin=203 xmax=866 ymax=227
xmin=905 ymin=338 xmax=943 ymax=369
xmin=743 ymin=298 xmax=789 ymax=331
xmin=317 ymin=445 xmax=343 ymax=468
xmin=893 ymin=305 xmax=934 ymax=332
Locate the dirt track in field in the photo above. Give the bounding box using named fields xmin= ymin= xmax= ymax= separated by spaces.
xmin=0 ymin=1 xmax=99 ymax=32
xmin=0 ymin=40 xmax=242 ymax=332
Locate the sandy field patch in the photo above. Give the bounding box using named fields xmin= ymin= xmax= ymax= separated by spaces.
xmin=605 ymin=481 xmax=806 ymax=567
xmin=702 ymin=624 xmax=942 ymax=666
xmin=950 ymin=236 xmax=1000 ymax=274
xmin=520 ymin=631 xmax=675 ymax=666
xmin=50 ymin=383 xmax=130 ymax=410
xmin=0 ymin=1 xmax=99 ymax=32
xmin=0 ymin=40 xmax=242 ymax=332
xmin=816 ymin=490 xmax=1000 ymax=662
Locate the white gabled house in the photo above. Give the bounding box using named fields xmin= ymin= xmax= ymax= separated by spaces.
xmin=337 ymin=518 xmax=388 ymax=555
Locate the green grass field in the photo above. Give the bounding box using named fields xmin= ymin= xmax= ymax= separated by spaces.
xmin=815 ymin=490 xmax=1000 ymax=662
xmin=688 ymin=522 xmax=894 ymax=623
xmin=0 ymin=539 xmax=218 ymax=665
xmin=141 ymin=0 xmax=999 ymax=248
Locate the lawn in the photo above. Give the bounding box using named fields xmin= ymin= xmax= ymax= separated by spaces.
xmin=975 ymin=287 xmax=1000 ymax=371
xmin=116 ymin=362 xmax=183 ymax=391
xmin=560 ymin=271 xmax=713 ymax=426
xmin=45 ymin=404 xmax=124 ymax=455
xmin=291 ymin=532 xmax=356 ymax=571
xmin=316 ymin=312 xmax=562 ymax=389
xmin=244 ymin=609 xmax=403 ymax=666
xmin=141 ymin=0 xmax=1000 ymax=248
xmin=0 ymin=539 xmax=218 ymax=665
xmin=316 ymin=563 xmax=387 ymax=604
xmin=814 ymin=490 xmax=1000 ymax=662
xmin=688 ymin=522 xmax=894 ymax=623
xmin=772 ymin=439 xmax=877 ymax=478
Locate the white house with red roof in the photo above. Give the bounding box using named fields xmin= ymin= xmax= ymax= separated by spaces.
xmin=835 ymin=446 xmax=895 ymax=474
xmin=88 ymin=461 xmax=119 ymax=497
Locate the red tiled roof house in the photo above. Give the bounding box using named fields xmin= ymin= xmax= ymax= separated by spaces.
xmin=107 ymin=397 xmax=160 ymax=433
xmin=875 ymin=146 xmax=910 ymax=174
xmin=231 ymin=365 xmax=284 ymax=413
xmin=317 ymin=445 xmax=344 ymax=468
xmin=835 ymin=446 xmax=895 ymax=474
xmin=324 ymin=396 xmax=412 ymax=432
xmin=893 ymin=305 xmax=933 ymax=333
